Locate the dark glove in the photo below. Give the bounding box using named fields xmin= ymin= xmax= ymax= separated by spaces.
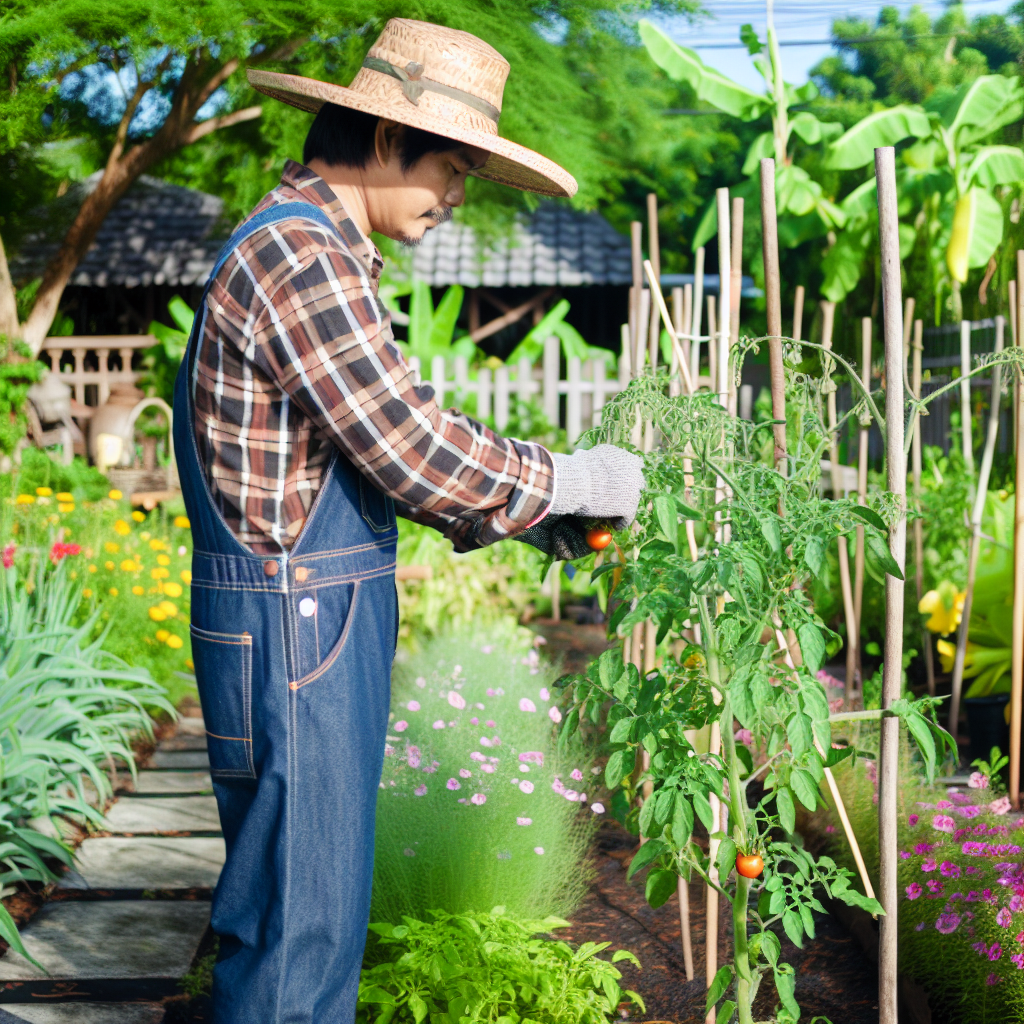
xmin=514 ymin=515 xmax=595 ymax=560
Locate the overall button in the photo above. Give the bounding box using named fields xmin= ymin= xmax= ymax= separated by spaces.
xmin=264 ymin=560 xmax=280 ymax=577
xmin=299 ymin=597 xmax=316 ymax=617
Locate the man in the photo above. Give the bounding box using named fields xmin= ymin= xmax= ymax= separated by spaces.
xmin=172 ymin=18 xmax=643 ymax=1024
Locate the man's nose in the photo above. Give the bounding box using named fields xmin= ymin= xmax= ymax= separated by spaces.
xmin=444 ymin=177 xmax=467 ymax=207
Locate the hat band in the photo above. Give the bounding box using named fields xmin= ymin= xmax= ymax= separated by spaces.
xmin=362 ymin=56 xmax=501 ymax=125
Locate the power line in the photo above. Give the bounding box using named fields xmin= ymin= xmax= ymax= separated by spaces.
xmin=692 ymin=33 xmax=958 ymax=49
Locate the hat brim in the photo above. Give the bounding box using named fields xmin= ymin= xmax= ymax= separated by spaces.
xmin=247 ymin=69 xmax=577 ymax=199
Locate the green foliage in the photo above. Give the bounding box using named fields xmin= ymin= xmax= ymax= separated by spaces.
xmin=375 ymin=629 xmax=597 ymax=925
xmin=506 ymin=300 xmax=615 ymax=369
xmin=144 ymin=295 xmax=194 ymax=403
xmin=0 ymin=339 xmax=43 ymax=458
xmin=358 ymin=908 xmax=643 ymax=1024
xmin=0 ymin=450 xmax=111 ymax=504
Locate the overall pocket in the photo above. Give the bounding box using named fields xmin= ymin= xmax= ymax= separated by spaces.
xmin=189 ymin=625 xmax=255 ymax=780
xmin=290 ymin=582 xmax=359 ymax=687
xmin=359 ymin=476 xmax=396 ymax=533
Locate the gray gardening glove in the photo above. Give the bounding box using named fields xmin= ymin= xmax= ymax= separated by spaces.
xmin=515 ymin=445 xmax=644 ymax=559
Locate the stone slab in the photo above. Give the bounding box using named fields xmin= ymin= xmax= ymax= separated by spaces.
xmin=105 ymin=797 xmax=220 ymax=834
xmin=0 ymin=901 xmax=210 ymax=980
xmin=147 ymin=750 xmax=209 ymax=770
xmin=157 ymin=734 xmax=207 ymax=752
xmin=58 ymin=837 xmax=225 ymax=889
xmin=176 ymin=716 xmax=206 ymax=736
xmin=130 ymin=771 xmax=212 ymax=795
xmin=4 ymin=1003 xmax=165 ymax=1024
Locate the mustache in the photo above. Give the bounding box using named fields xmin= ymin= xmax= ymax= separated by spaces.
xmin=423 ymin=205 xmax=453 ymax=224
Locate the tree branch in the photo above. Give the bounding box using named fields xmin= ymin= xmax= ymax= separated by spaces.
xmin=183 ymin=104 xmax=262 ymax=144
xmin=105 ymin=75 xmax=154 ymax=170
xmin=194 ymin=56 xmax=239 ymax=110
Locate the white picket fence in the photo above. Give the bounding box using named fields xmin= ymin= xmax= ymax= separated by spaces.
xmin=408 ymin=336 xmax=630 ymax=445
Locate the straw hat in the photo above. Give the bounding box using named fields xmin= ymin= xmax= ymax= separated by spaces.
xmin=247 ymin=19 xmax=577 ymax=199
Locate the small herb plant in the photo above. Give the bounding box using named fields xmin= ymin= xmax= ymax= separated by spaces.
xmin=357 ymin=907 xmax=643 ymax=1024
xmin=556 ymin=356 xmax=955 ymax=1023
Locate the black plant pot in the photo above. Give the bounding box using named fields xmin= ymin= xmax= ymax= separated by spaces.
xmin=964 ymin=694 xmax=1011 ymax=766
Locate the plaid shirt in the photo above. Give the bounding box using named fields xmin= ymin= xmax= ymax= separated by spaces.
xmin=194 ymin=161 xmax=554 ymax=554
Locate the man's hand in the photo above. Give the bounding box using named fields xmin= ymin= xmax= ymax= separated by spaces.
xmin=514 ymin=445 xmax=644 ymax=558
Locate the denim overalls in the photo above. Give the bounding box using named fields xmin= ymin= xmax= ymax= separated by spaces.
xmin=172 ymin=203 xmax=398 ymax=1023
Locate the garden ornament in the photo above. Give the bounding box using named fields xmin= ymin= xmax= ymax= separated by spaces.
xmin=26 ymin=369 xmax=71 ymax=425
xmin=89 ymin=383 xmax=144 ymax=471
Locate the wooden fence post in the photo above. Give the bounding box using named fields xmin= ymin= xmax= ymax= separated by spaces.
xmin=566 ymin=357 xmax=582 ymax=446
xmin=543 ymin=337 xmax=560 ymax=427
xmin=494 ymin=365 xmax=510 ymax=431
xmin=1010 ymin=253 xmax=1024 ymax=809
xmin=759 ymin=159 xmax=786 ymax=474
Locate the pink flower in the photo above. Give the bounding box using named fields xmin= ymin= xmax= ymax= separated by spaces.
xmin=485 ymin=719 xmax=496 ymax=728
xmin=989 ymin=943 xmax=1003 ymax=961
xmin=990 ymin=797 xmax=1012 ymax=816
xmin=446 ymin=779 xmax=461 ymax=791
xmin=519 ymin=698 xmax=536 ymax=713
xmin=1 ymin=543 xmax=15 ymax=569
xmin=481 ymin=644 xmax=493 ymax=654
xmin=459 ymin=768 xmax=472 ymax=778
xmin=475 ymin=703 xmax=484 ymax=710
xmin=997 ymin=908 xmax=1013 ymax=928
xmin=407 ymin=700 xmax=420 ymax=712
xmin=551 ymin=778 xmax=566 ymax=795
xmin=433 ymin=720 xmax=446 ymax=730
xmin=481 ymin=764 xmax=495 ymax=773
xmin=825 ymin=825 xmax=836 ymax=834
xmin=927 ymin=879 xmax=945 ymax=896
xmin=539 ymin=687 xmax=550 ymax=701
xmin=548 ymin=706 xmax=562 ymax=723
xmin=591 ymin=802 xmax=605 ymax=814
xmin=414 ymin=784 xmax=427 ymax=796
xmin=564 ymin=789 xmax=579 ymax=801
xmin=519 ymin=752 xmax=544 ymax=766
xmin=933 ymin=815 xmax=957 ymax=833
xmin=941 ymin=861 xmax=961 ymax=879
xmin=1012 ymin=952 xmax=1024 ymax=970
xmin=534 ymin=847 xmax=545 ymax=855
xmin=415 ymin=676 xmax=426 ymax=688
xmin=407 ymin=746 xmax=421 ymax=768
xmin=448 ymin=691 xmax=466 ymax=710
xmin=517 ymin=816 xmax=532 ymax=826
xmin=394 ymin=721 xmax=408 ymax=733
xmin=969 ymin=772 xmax=989 ymax=790
xmin=470 ymin=793 xmax=486 ymax=806
xmin=486 ymin=688 xmax=497 ymax=696
xmin=922 ymin=859 xmax=938 ymax=872
xmin=986 ymin=973 xmax=1002 ymax=985
xmin=908 ymin=814 xmax=919 ymax=827
xmin=935 ymin=912 xmax=961 ymax=934
xmin=570 ymin=769 xmax=583 ymax=782
xmin=384 ymin=744 xmax=395 ymax=756
xmin=519 ymin=780 xmax=534 ymax=794
xmin=734 ymin=728 xmax=753 ymax=746
xmin=470 ymin=717 xmax=479 ymax=725
xmin=936 ymin=800 xmax=954 ymax=809
xmin=48 ymin=541 xmax=81 ymax=564
xmin=470 ymin=752 xmax=485 ymax=762
xmin=906 ymin=883 xmax=923 ymax=900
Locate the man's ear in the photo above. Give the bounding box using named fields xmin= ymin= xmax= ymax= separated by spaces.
xmin=374 ymin=119 xmax=403 ymax=169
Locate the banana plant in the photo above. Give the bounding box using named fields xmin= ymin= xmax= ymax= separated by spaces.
xmin=395 ymin=282 xmax=477 ymax=366
xmin=505 ymin=299 xmax=615 ymax=368
xmin=823 ymin=75 xmax=1024 ymax=309
xmin=638 ymin=20 xmax=845 ymax=250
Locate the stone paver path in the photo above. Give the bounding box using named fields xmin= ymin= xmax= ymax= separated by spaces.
xmin=0 ymin=719 xmax=221 ymax=1023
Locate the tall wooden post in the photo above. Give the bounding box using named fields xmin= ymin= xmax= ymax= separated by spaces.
xmin=760 ymin=159 xmax=786 ymax=474
xmin=1011 ymin=253 xmax=1024 ymax=809
xmin=715 ymin=189 xmax=732 ymax=408
xmin=647 ymin=194 xmax=661 ymax=370
xmin=729 ymin=198 xmax=744 ymax=414
xmin=853 ymin=317 xmax=872 ymax=691
xmin=792 ymin=285 xmax=805 ymax=342
xmin=961 ymin=318 xmax=976 ymax=478
xmin=690 ymin=247 xmax=706 ymax=386
xmin=875 ymin=146 xmax=907 ymax=1024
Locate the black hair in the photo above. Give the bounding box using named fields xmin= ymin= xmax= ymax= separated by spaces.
xmin=302 ymin=102 xmax=463 ymax=172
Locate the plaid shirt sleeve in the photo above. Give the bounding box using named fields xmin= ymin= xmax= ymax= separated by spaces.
xmin=208 ymin=221 xmax=554 ymax=552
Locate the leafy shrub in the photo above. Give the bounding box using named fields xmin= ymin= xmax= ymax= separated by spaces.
xmin=357 ymin=908 xmax=643 ymax=1024
xmin=375 ymin=627 xmax=598 ymax=924
xmin=0 ymin=450 xmax=111 ymax=504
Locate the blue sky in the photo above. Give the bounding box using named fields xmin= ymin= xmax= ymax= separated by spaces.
xmin=657 ymin=0 xmax=1014 ymax=93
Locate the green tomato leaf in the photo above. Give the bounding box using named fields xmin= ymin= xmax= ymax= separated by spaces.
xmin=645 ymin=868 xmax=679 ymax=909
xmin=716 ymin=837 xmax=738 ymax=882
xmin=626 ymin=838 xmax=668 ymax=881
xmin=760 ymin=516 xmax=782 ymax=553
xmin=803 ymin=535 xmax=825 ymax=577
xmin=693 ymin=790 xmax=715 ymax=832
xmin=704 ymin=965 xmax=735 ymax=1014
xmin=672 ymin=793 xmax=694 ymax=847
xmin=790 ymin=767 xmax=819 ymax=811
xmin=776 ymin=786 xmax=796 ymax=833
xmin=782 ymin=909 xmax=805 ymax=950
xmin=797 ymin=622 xmax=826 ymax=675
xmin=866 ymin=532 xmax=905 ymax=581
xmin=654 ymin=494 xmax=679 ymax=550
xmin=851 ymin=505 xmax=886 ymax=531
xmin=773 ymin=961 xmax=801 ymax=1018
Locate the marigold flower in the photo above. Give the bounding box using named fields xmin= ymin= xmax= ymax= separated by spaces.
xmin=157 ymin=555 xmax=170 ymax=567
xmin=159 ymin=600 xmax=177 ymax=615
xmin=180 ymin=570 xmax=192 ymax=584
xmin=132 ymin=585 xmax=144 ymax=596
xmin=151 ymin=567 xmax=169 ymax=579
xmin=35 ymin=487 xmax=52 ymax=497
xmin=130 ymin=511 xmax=145 ymax=522
xmin=109 ymin=588 xmax=118 ymax=597
xmin=156 ymin=629 xmax=170 ymax=642
xmin=163 ymin=582 xmax=183 ymax=598
xmin=108 ymin=489 xmax=122 ymax=500
xmin=174 ymin=516 xmax=190 ymax=529
xmin=113 ymin=520 xmax=131 ymax=536
xmin=58 ymin=502 xmax=75 ymax=513
xmin=82 ymin=588 xmax=92 ymax=598
xmin=920 ymin=581 xmax=966 ymax=636
xmin=166 ymin=635 xmax=183 ymax=649
xmin=149 ymin=607 xmax=167 ymax=622
xmin=120 ymin=559 xmax=137 ymax=572
xmin=149 ymin=539 xmax=164 ymax=551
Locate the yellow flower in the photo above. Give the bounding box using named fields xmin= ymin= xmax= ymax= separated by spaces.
xmin=82 ymin=588 xmax=92 ymax=598
xmin=56 ymin=492 xmax=73 ymax=502
xmin=108 ymin=489 xmax=123 ymax=500
xmin=166 ymin=634 xmax=184 ymax=650
xmin=105 ymin=561 xmax=115 ymax=570
xmin=15 ymin=494 xmax=34 ymax=505
xmin=185 ymin=658 xmax=194 ymax=670
xmin=163 ymin=582 xmax=183 ymax=598
xmin=156 ymin=629 xmax=170 ymax=642
xmin=919 ymin=581 xmax=966 ymax=636
xmin=157 ymin=554 xmax=170 ymax=566
xmin=148 ymin=607 xmax=167 ymax=622
xmin=174 ymin=516 xmax=191 ymax=529
xmin=159 ymin=600 xmax=178 ymax=616
xmin=684 ymin=650 xmax=705 ymax=670
xmin=140 ymin=531 xmax=151 ymax=541
xmin=149 ymin=539 xmax=165 ymax=551
xmin=151 ymin=567 xmax=169 ymax=580
xmin=120 ymin=559 xmax=138 ymax=572
xmin=936 ymin=638 xmax=977 ymax=674
xmin=109 ymin=588 xmax=119 ymax=597
xmin=58 ymin=502 xmax=75 ymax=513
xmin=131 ymin=511 xmax=146 ymax=523
xmin=105 ymin=542 xmax=119 ymax=554
xmin=35 ymin=487 xmax=52 ymax=497
xmin=113 ymin=520 xmax=131 ymax=536
xmin=69 ymin=571 xmax=77 ymax=580
xmin=88 ymin=564 xmax=97 ymax=573
xmin=180 ymin=570 xmax=192 ymax=584
xmin=132 ymin=585 xmax=144 ymax=596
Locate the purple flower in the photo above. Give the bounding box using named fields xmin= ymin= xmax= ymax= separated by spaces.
xmin=958 ymin=806 xmax=983 ymax=819
xmin=470 ymin=716 xmax=479 ymax=725
xmin=940 ymin=861 xmax=961 ymax=879
xmin=936 ymin=800 xmax=954 ymax=809
xmin=914 ymin=843 xmax=934 ymax=855
xmin=519 ymin=698 xmax=536 ymax=713
xmin=986 ymin=973 xmax=1002 ymax=986
xmin=933 ymin=815 xmax=956 ymax=833
xmin=906 ymin=883 xmax=923 ymax=900
xmin=1011 ymin=952 xmax=1024 ymax=970
xmin=414 ymin=784 xmax=427 ymax=796
xmin=935 ymin=912 xmax=961 ymax=934
xmin=926 ymin=879 xmax=945 ymax=896
xmin=470 ymin=793 xmax=486 ymax=806
xmin=997 ymin=908 xmax=1013 ymax=928
xmin=485 ymin=719 xmax=496 ymax=728
xmin=915 ymin=921 xmax=926 ymax=931
xmin=922 ymin=859 xmax=938 ymax=872
xmin=908 ymin=814 xmax=920 ymax=827
xmin=900 ymin=851 xmax=912 ymax=860
xmin=446 ymin=778 xmax=461 ymax=791
xmin=989 ymin=944 xmax=1003 ymax=961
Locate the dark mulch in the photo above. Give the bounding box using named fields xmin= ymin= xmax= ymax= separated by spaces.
xmin=560 ymin=823 xmax=880 ymax=1023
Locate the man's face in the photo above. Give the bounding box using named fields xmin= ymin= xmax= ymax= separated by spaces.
xmin=367 ymin=124 xmax=488 ymax=246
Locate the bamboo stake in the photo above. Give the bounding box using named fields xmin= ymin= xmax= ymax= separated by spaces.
xmin=691 ymin=247 xmax=706 ymax=386
xmin=729 ymin=198 xmax=744 ymax=415
xmin=1010 ymin=252 xmax=1024 ymax=809
xmin=707 ymin=296 xmax=717 ymax=390
xmin=910 ymin=319 xmax=936 ymax=696
xmin=760 ymin=159 xmax=786 ymax=474
xmin=853 ymin=317 xmax=873 ymax=692
xmin=949 ymin=316 xmax=1005 ymax=740
xmin=648 ymin=194 xmax=662 ymax=371
xmin=960 ymin=319 xmax=976 ymax=479
xmin=1011 ymin=280 xmax=1019 ymax=452
xmin=875 ymin=145 xmax=907 ymax=1024
xmin=716 ymin=188 xmax=732 ymax=408
xmin=823 ymin=301 xmax=859 ymax=707
xmin=620 ymin=322 xmax=631 ymax=379
xmin=792 ymin=285 xmax=805 ymax=342
xmin=644 ymin=263 xmax=696 ymax=397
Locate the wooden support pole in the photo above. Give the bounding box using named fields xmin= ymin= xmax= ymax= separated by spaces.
xmin=853 ymin=317 xmax=872 ymax=691
xmin=1011 ymin=253 xmax=1024 ymax=809
xmin=792 ymin=285 xmax=805 ymax=342
xmin=760 ymin=159 xmax=786 ymax=473
xmin=715 ymin=188 xmax=731 ymax=409
xmin=691 ymin=247 xmax=706 ymax=386
xmin=630 ymin=222 xmax=643 ymax=378
xmin=729 ymin=197 xmax=744 ymax=415
xmin=961 ymin=319 xmax=976 ymax=478
xmin=910 ymin=319 xmax=936 ymax=696
xmin=1011 ymin=280 xmax=1019 ymax=451
xmin=950 ymin=316 xmax=1005 ymax=740
xmin=707 ymin=295 xmax=717 ymax=391
xmin=875 ymin=145 xmax=907 ymax=1024
xmin=648 ymin=194 xmax=661 ymax=370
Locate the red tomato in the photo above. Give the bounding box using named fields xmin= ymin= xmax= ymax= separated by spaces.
xmin=586 ymin=527 xmax=613 ymax=551
xmin=736 ymin=853 xmax=764 ymax=879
